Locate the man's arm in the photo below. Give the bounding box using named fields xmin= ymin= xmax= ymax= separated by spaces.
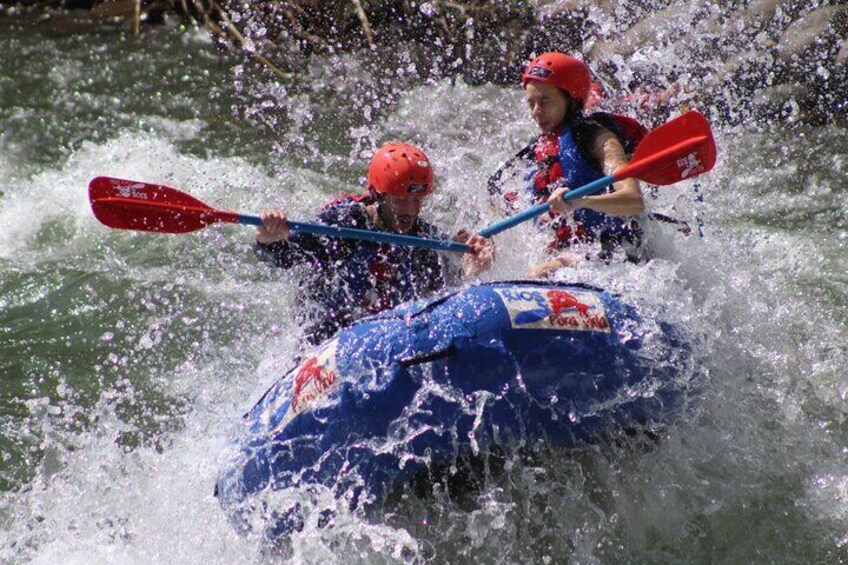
xmin=253 ymin=209 xmax=344 ymax=270
xmin=461 ymin=234 xmax=495 ymax=279
xmin=419 ymin=222 xmax=495 ymax=285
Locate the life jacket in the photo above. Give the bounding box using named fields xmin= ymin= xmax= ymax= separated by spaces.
xmin=528 ymin=114 xmax=643 ymax=251
xmin=489 ymin=112 xmax=693 ymax=247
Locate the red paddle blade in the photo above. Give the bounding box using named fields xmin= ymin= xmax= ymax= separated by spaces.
xmin=89 ymin=177 xmax=230 ymax=234
xmin=620 ymin=111 xmax=717 ymax=186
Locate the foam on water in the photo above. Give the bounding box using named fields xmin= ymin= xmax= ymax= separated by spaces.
xmin=1 ymin=125 xmax=294 ymax=562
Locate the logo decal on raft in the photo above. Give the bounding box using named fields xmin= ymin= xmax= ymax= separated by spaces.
xmin=494 ymin=287 xmax=610 ymax=332
xmin=277 ymin=339 xmax=341 ymax=428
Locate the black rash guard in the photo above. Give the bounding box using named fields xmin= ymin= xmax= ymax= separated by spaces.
xmin=255 ymin=197 xmax=459 ymax=344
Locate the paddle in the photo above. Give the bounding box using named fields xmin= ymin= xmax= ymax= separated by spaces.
xmin=477 ymin=110 xmax=717 ymax=238
xmin=88 ymin=177 xmax=472 ymax=253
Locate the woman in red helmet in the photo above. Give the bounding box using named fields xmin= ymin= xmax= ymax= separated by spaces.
xmin=255 ymin=142 xmax=494 ymax=344
xmin=494 ymin=52 xmax=647 ymax=277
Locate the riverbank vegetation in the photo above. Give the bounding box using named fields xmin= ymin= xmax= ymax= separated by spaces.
xmin=2 ymin=1 xmax=846 ymax=125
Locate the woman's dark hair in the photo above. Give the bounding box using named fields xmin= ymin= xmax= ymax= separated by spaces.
xmin=562 ymin=90 xmax=585 ymax=123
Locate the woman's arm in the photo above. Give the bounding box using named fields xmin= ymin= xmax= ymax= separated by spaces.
xmin=549 ymin=129 xmax=645 ymax=217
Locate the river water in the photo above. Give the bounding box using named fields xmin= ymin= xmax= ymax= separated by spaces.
xmin=1 ymin=16 xmax=847 ymax=564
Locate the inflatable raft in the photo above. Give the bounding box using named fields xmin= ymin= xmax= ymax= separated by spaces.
xmin=216 ymin=281 xmax=699 ymax=537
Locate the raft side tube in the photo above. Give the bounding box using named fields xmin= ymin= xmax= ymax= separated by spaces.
xmin=216 ymin=281 xmax=699 ymax=537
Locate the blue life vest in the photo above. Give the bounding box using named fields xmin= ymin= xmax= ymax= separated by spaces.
xmin=315 ymin=202 xmax=433 ymax=315
xmin=529 ymin=119 xmax=640 ymax=249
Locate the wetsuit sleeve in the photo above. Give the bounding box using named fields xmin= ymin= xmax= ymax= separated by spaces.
xmin=253 ymin=204 xmax=364 ymax=269
xmin=415 ymin=221 xmax=462 ymax=287
xmin=254 ymin=235 xmax=326 ymax=269
xmin=488 ymin=142 xmax=536 ymax=214
xmin=487 ymin=143 xmax=534 ymax=196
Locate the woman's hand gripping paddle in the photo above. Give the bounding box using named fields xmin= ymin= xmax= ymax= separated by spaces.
xmin=88 ymin=177 xmax=471 ymax=253
xmin=477 ymin=110 xmax=717 ymax=238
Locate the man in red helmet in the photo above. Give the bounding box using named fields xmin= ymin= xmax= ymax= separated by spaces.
xmin=490 ymin=52 xmax=647 ymax=277
xmin=255 ymin=142 xmax=494 ymax=344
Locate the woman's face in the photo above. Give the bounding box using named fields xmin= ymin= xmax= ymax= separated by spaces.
xmin=525 ymin=81 xmax=569 ymax=133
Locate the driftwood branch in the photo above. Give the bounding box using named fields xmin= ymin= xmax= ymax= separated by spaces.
xmin=282 ymin=7 xmax=330 ymax=51
xmin=184 ymin=0 xmax=292 ymax=80
xmin=351 ymin=0 xmax=374 ymax=46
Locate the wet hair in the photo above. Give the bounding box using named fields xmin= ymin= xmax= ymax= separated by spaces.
xmin=561 ymin=90 xmax=585 ymax=123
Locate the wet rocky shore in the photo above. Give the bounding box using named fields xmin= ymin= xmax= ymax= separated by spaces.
xmin=3 ymin=0 xmax=845 ymax=126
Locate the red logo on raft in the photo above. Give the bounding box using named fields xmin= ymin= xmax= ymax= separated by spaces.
xmin=495 ymin=287 xmax=611 ymax=333
xmin=545 ymin=289 xmax=608 ymax=330
xmin=267 ymin=340 xmax=341 ymax=430
xmin=547 ymin=289 xmax=590 ymax=316
xmin=290 ymin=355 xmax=339 ymax=415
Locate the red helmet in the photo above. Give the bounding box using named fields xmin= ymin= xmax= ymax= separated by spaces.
xmin=367 ymin=142 xmax=434 ymax=197
xmin=521 ymin=52 xmax=592 ymax=103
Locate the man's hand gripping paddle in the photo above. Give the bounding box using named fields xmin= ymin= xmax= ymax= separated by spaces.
xmin=478 ymin=110 xmax=717 ymax=238
xmin=88 ymin=178 xmax=471 ymax=253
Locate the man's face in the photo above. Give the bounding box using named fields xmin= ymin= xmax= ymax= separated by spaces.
xmin=379 ymin=194 xmax=426 ymax=233
xmin=525 ymin=81 xmax=569 ymax=133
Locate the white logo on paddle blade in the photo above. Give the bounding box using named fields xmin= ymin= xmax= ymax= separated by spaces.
xmin=115 ymin=182 xmax=149 ymax=199
xmin=676 ymin=153 xmax=702 ymax=179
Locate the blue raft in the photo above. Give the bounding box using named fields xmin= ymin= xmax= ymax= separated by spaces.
xmin=217 ymin=281 xmax=698 ymax=536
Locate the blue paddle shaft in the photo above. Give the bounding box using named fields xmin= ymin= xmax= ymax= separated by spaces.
xmin=478 ymin=174 xmax=615 ymax=238
xmin=237 ymin=214 xmax=471 ymax=253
